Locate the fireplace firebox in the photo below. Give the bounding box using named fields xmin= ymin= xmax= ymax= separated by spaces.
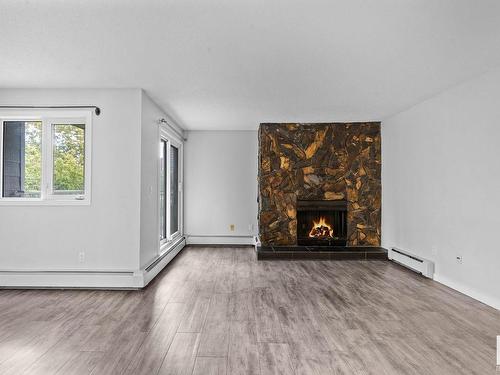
xmin=296 ymin=200 xmax=348 ymax=246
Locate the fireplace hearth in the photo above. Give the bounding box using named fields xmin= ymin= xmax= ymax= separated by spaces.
xmin=297 ymin=200 xmax=347 ymax=246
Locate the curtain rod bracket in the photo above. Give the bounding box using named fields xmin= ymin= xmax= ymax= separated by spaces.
xmin=158 ymin=118 xmax=186 ymax=141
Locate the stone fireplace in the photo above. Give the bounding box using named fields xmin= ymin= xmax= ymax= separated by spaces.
xmin=258 ymin=122 xmax=381 ymax=248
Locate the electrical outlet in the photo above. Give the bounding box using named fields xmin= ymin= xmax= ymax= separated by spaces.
xmin=230 ymin=224 xmax=235 ymax=231
xmin=431 ymin=247 xmax=437 ymax=256
xmin=78 ymin=251 xmax=85 ymax=263
xmin=456 ymin=255 xmax=463 ymax=264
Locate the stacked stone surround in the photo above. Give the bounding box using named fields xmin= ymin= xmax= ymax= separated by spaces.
xmin=258 ymin=122 xmax=381 ymax=246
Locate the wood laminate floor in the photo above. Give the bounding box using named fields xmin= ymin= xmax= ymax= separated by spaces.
xmin=0 ymin=246 xmax=498 ymax=375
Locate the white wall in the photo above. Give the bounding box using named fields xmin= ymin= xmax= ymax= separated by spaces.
xmin=382 ymin=68 xmax=500 ymax=309
xmin=184 ymin=131 xmax=258 ymax=244
xmin=0 ymin=89 xmax=142 ymax=271
xmin=139 ymin=92 xmax=162 ymax=268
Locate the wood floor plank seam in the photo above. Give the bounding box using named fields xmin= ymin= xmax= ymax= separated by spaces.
xmin=121 ymin=302 xmax=187 ymax=375
xmin=154 ymin=335 xmax=183 ymax=375
xmin=15 ymin=320 xmax=83 ymax=375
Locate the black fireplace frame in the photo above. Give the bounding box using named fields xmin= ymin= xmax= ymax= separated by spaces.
xmin=296 ymin=200 xmax=348 ymax=246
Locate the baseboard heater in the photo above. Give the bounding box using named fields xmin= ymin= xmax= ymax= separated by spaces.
xmin=388 ymin=247 xmax=434 ymax=278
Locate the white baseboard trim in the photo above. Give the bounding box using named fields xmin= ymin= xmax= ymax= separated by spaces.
xmin=0 ymin=238 xmax=186 ymax=290
xmin=0 ymin=270 xmax=143 ymax=289
xmin=186 ymin=235 xmax=256 ymax=246
xmin=434 ymin=273 xmax=500 ymax=310
xmin=142 ymin=237 xmax=186 ymax=286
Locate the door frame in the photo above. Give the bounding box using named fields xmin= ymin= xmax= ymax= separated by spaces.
xmin=158 ymin=122 xmax=184 ymax=251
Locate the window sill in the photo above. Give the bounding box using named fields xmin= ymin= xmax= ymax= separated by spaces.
xmin=0 ymin=199 xmax=91 ymax=206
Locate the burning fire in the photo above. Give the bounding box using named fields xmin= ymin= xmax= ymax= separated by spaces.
xmin=308 ymin=216 xmax=334 ymax=239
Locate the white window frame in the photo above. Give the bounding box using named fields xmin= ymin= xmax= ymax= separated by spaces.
xmin=0 ymin=110 xmax=92 ymax=206
xmin=159 ymin=122 xmax=183 ymax=250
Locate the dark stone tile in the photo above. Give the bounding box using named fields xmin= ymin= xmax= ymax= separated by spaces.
xmin=330 ymin=252 xmax=367 ymax=260
xmin=365 ymin=251 xmax=388 ymax=260
xmin=292 ymin=252 xmax=331 ymax=260
xmin=258 ymin=245 xmax=274 ymax=252
xmin=256 ymin=245 xmax=388 ymax=261
xmin=256 ymin=251 xmax=276 ymax=260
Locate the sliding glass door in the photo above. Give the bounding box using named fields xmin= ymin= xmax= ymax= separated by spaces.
xmin=159 ymin=127 xmax=182 ymax=248
xmin=169 ymin=144 xmax=179 ymax=238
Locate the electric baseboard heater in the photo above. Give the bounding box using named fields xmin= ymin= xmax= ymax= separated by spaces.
xmin=388 ymin=247 xmax=434 ymax=278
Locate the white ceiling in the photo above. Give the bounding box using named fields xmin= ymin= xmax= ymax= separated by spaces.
xmin=1 ymin=0 xmax=500 ymax=130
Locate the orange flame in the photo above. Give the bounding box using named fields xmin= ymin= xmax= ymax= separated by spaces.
xmin=308 ymin=216 xmax=334 ymax=239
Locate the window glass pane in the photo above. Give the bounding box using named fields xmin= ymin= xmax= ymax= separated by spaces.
xmin=52 ymin=124 xmax=85 ymax=195
xmin=2 ymin=121 xmax=42 ymax=198
xmin=159 ymin=140 xmax=167 ymax=240
xmin=170 ymin=144 xmax=179 ymax=235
